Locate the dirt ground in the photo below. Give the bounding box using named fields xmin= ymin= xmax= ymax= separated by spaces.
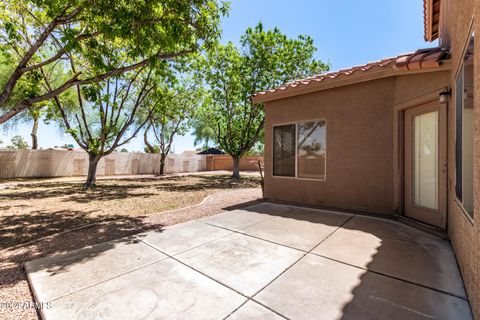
xmin=0 ymin=174 xmax=260 ymax=249
xmin=0 ymin=174 xmax=262 ymax=320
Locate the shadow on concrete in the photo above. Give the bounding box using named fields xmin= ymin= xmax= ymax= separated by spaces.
xmin=227 ymin=200 xmax=472 ymax=318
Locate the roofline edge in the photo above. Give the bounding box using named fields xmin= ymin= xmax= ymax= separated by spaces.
xmin=252 ymin=62 xmax=451 ymax=104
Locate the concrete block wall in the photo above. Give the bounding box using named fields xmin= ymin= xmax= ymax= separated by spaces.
xmin=205 ymin=155 xmax=263 ymax=171
xmin=0 ymin=150 xmax=207 ymax=179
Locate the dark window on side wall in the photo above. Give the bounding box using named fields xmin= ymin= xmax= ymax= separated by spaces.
xmin=273 ymin=124 xmax=296 ymax=177
xmin=455 ymin=31 xmax=475 ymax=218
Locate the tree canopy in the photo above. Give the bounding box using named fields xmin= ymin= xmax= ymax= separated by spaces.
xmin=198 ymin=22 xmax=329 ymax=177
xmin=0 ymin=0 xmax=228 ymax=124
xmin=147 ymin=78 xmax=202 ymax=174
xmin=52 ymin=67 xmax=159 ymax=186
xmin=6 ymin=135 xmax=29 ymax=149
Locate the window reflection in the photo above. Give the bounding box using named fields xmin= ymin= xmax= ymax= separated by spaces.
xmin=297 ymin=121 xmax=326 ymax=179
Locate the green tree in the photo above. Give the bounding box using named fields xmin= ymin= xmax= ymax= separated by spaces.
xmin=7 ymin=135 xmax=29 ymax=149
xmin=53 ymin=68 xmax=157 ymax=187
xmin=29 ymin=107 xmax=41 ymax=149
xmin=200 ymin=23 xmax=328 ymax=178
xmin=0 ymin=0 xmax=228 ymax=124
xmin=0 ymin=52 xmax=48 ymax=149
xmin=147 ymin=80 xmax=201 ymax=175
xmin=191 ymin=117 xmax=217 ymax=149
xmin=143 ymin=121 xmax=158 ymax=154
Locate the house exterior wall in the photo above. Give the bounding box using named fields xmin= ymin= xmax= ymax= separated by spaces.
xmin=264 ymin=78 xmax=396 ymax=215
xmin=263 ymin=2 xmax=480 ymax=313
xmin=393 ymin=71 xmax=450 ymax=105
xmin=441 ymin=0 xmax=480 ymax=318
xmin=264 ymin=71 xmax=451 ymax=216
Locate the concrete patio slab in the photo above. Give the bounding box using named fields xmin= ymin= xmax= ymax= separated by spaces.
xmin=239 ymin=202 xmax=294 ymax=215
xmin=341 ymin=215 xmax=452 ymax=247
xmin=199 ymin=208 xmax=275 ymax=231
xmin=25 ymin=202 xmax=471 ymax=319
xmin=227 ymin=301 xmax=284 ymax=320
xmin=41 ymin=258 xmax=246 ymax=320
xmin=240 ymin=207 xmax=352 ymax=251
xmin=25 ymin=238 xmax=166 ymax=302
xmin=175 ymin=232 xmax=303 ymax=296
xmin=312 ymin=221 xmax=467 ymax=298
xmin=137 ymin=221 xmax=232 ymax=255
xmin=255 ymin=254 xmax=472 ymax=320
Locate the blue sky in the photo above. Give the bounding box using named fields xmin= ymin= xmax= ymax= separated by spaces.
xmin=0 ymin=0 xmax=437 ymax=152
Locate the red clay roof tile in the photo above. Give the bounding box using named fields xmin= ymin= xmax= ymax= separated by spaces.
xmin=253 ymin=47 xmax=449 ymax=101
xmin=424 ymin=0 xmax=441 ymax=41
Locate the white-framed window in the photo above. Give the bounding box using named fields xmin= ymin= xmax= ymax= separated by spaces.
xmin=455 ymin=30 xmax=475 ymax=218
xmin=273 ymin=120 xmax=326 ymax=180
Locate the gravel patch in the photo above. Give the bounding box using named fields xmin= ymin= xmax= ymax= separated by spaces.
xmin=0 ymin=188 xmax=261 ymax=320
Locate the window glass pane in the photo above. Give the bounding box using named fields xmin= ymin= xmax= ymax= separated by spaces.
xmin=273 ymin=125 xmax=295 ymax=177
xmin=462 ymin=32 xmax=474 ymax=215
xmin=413 ymin=111 xmax=438 ymax=210
xmin=297 ymin=121 xmax=326 ymax=179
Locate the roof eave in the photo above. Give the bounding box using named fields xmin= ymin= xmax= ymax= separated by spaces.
xmin=252 ymin=61 xmax=451 ymax=104
xmin=424 ymin=0 xmax=441 ymax=42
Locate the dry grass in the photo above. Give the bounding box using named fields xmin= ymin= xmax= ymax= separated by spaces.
xmin=0 ymin=174 xmax=260 ymax=249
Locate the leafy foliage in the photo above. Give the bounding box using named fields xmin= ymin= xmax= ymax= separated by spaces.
xmin=191 ymin=116 xmax=217 ymax=149
xmin=0 ymin=0 xmax=228 ymax=123
xmin=148 ymin=77 xmax=203 ymax=174
xmin=6 ymin=135 xmax=29 ymax=149
xmin=52 ymin=67 xmax=159 ymax=186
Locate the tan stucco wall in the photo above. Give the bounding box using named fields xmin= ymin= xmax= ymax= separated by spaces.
xmin=263 ymin=1 xmax=480 ymax=315
xmin=441 ymin=0 xmax=480 ymax=318
xmin=393 ymin=71 xmax=451 ymax=105
xmin=264 ymin=78 xmax=396 ymax=215
xmin=264 ymin=70 xmax=451 ymax=216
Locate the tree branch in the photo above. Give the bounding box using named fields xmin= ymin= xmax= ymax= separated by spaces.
xmin=0 ymin=50 xmax=192 ymax=124
xmin=21 ymin=32 xmax=100 ymax=73
xmin=0 ymin=5 xmax=84 ymax=107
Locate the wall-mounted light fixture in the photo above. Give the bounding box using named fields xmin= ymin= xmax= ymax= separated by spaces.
xmin=439 ymin=88 xmax=451 ymax=103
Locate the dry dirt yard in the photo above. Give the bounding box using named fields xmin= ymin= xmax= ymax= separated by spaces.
xmin=0 ymin=174 xmax=260 ymax=249
xmin=0 ymin=174 xmax=262 ymax=320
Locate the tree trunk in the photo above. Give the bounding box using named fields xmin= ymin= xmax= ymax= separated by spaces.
xmin=31 ymin=115 xmax=39 ymax=149
xmin=159 ymin=154 xmax=166 ymax=175
xmin=144 ymin=125 xmax=155 ymax=153
xmin=232 ymin=156 xmax=241 ymax=179
xmin=85 ymin=154 xmax=101 ymax=187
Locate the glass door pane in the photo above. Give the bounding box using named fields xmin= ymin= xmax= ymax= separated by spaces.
xmin=413 ymin=111 xmax=438 ymax=210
